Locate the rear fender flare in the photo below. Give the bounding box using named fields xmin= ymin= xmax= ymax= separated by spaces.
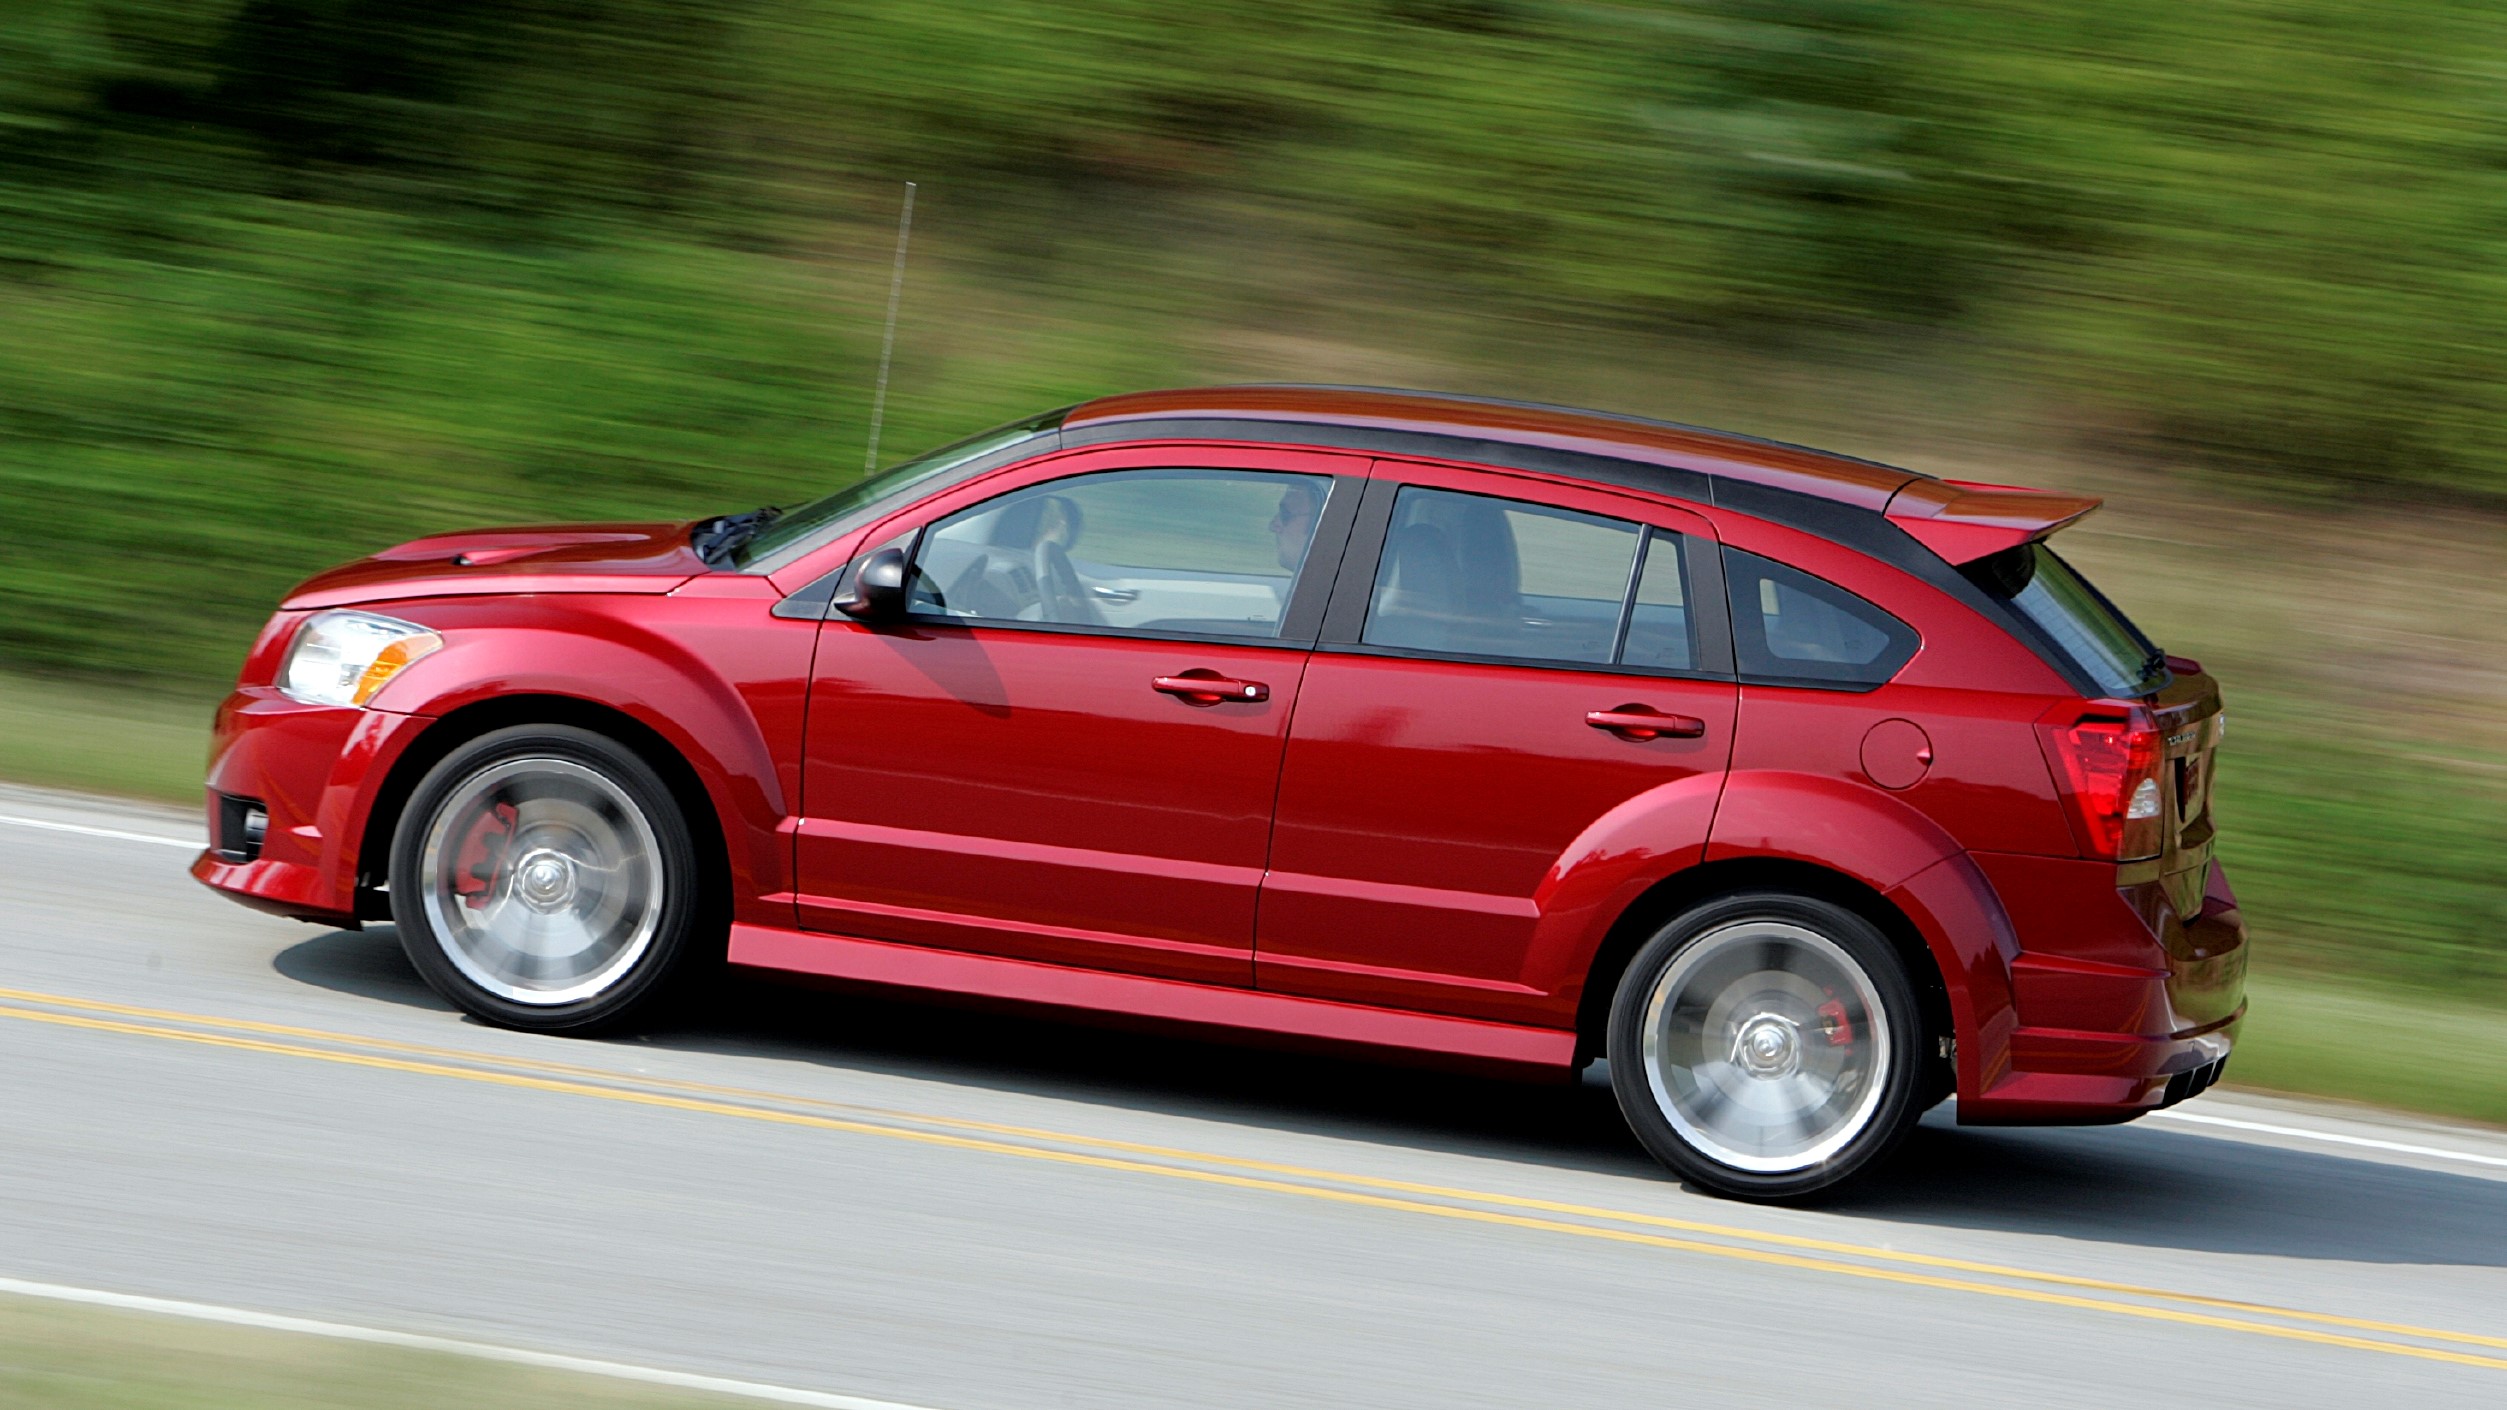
xmin=1705 ymin=770 xmax=2018 ymax=1100
xmin=1518 ymin=771 xmax=1727 ymax=998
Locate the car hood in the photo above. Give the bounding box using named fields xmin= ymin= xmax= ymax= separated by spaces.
xmin=282 ymin=522 xmax=709 ymax=610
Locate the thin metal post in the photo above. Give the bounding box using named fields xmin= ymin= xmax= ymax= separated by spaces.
xmin=864 ymin=181 xmax=917 ymax=474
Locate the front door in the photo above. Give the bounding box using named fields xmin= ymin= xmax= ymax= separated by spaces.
xmin=1258 ymin=464 xmax=1739 ymax=1024
xmin=797 ymin=448 xmax=1361 ymax=985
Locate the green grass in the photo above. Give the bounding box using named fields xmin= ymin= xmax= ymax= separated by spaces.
xmin=0 ymin=672 xmax=213 ymax=803
xmin=2210 ymin=699 xmax=2507 ymax=994
xmin=2230 ymin=973 xmax=2507 ymax=1129
xmin=0 ymin=1293 xmax=766 ymax=1410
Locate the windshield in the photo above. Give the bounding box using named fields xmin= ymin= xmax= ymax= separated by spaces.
xmin=729 ymin=409 xmax=1066 ymax=570
xmin=1963 ymin=543 xmax=2167 ymax=697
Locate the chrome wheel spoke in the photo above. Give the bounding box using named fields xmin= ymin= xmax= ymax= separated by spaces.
xmin=418 ymin=757 xmax=663 ymax=1006
xmin=1640 ymin=921 xmax=1891 ymax=1174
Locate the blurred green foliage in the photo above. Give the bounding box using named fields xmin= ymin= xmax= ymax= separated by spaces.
xmin=9 ymin=2 xmax=2507 ymax=680
xmin=2211 ymin=701 xmax=2507 ymax=994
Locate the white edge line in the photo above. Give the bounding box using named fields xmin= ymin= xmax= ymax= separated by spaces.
xmin=0 ymin=814 xmax=200 ymax=851
xmin=0 ymin=1275 xmax=946 ymax=1410
xmin=2151 ymin=1108 xmax=2507 ymax=1170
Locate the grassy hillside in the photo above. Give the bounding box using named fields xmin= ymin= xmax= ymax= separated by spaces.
xmin=9 ymin=1 xmax=2507 ymax=673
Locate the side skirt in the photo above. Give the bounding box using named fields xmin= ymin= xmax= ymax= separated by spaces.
xmin=728 ymin=922 xmax=1578 ymax=1079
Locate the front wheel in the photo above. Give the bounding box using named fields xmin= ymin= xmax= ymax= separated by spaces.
xmin=389 ymin=724 xmax=711 ymax=1033
xmin=1607 ymin=892 xmax=1926 ymax=1201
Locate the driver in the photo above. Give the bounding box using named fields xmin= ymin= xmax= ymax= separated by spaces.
xmin=995 ymin=492 xmax=1081 ymax=553
xmin=1271 ymin=481 xmax=1323 ymax=572
xmin=1034 ymin=494 xmax=1081 ymax=552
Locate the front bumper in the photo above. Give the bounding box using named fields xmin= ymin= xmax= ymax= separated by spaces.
xmin=191 ymin=686 xmax=432 ymax=926
xmin=1956 ymin=850 xmax=2249 ymax=1124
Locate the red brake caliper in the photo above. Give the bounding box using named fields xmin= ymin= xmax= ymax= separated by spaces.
xmin=1818 ymin=995 xmax=1856 ymax=1047
xmin=449 ymin=801 xmax=517 ymax=911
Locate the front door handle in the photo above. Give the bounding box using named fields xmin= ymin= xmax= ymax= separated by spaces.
xmin=1587 ymin=706 xmax=1707 ymax=741
xmin=1154 ymin=671 xmax=1270 ymax=705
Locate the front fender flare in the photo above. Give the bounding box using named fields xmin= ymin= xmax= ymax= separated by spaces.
xmin=371 ymin=626 xmax=791 ymax=907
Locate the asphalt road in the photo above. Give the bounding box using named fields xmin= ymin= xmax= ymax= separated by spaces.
xmin=5 ymin=781 xmax=2506 ymax=1409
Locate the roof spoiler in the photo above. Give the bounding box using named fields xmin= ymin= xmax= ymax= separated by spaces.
xmin=1883 ymin=478 xmax=2102 ymax=566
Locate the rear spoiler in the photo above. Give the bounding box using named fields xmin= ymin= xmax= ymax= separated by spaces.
xmin=1882 ymin=478 xmax=2102 ymax=566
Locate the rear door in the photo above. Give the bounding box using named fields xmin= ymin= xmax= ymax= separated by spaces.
xmin=797 ymin=444 xmax=1364 ymax=985
xmin=1257 ymin=462 xmax=1739 ymax=1025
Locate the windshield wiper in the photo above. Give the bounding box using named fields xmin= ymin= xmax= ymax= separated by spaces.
xmin=692 ymin=506 xmax=783 ymax=566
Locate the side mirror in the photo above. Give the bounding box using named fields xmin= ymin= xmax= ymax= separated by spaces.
xmin=835 ymin=547 xmax=910 ymax=622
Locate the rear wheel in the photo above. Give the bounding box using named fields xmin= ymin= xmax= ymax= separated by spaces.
xmin=1607 ymin=892 xmax=1925 ymax=1201
xmin=390 ymin=724 xmax=710 ymax=1033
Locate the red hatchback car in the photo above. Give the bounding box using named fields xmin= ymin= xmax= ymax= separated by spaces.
xmin=197 ymin=387 xmax=2243 ymax=1199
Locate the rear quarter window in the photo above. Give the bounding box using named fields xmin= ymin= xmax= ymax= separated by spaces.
xmin=1725 ymin=549 xmax=1918 ymax=689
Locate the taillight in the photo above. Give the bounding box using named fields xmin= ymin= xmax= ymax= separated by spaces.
xmin=2036 ymin=704 xmax=2166 ymax=861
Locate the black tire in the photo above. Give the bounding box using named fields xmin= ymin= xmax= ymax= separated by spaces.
xmin=1606 ymin=892 xmax=1927 ymax=1201
xmin=389 ymin=724 xmax=713 ymax=1034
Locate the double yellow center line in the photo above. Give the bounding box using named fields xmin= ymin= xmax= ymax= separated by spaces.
xmin=3 ymin=983 xmax=2501 ymax=1372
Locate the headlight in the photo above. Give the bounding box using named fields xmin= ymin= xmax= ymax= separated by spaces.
xmin=279 ymin=610 xmax=443 ymax=708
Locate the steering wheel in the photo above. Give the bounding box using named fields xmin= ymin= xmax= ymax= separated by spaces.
xmin=1031 ymin=539 xmax=1102 ymax=625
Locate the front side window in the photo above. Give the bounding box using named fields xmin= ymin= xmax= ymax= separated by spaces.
xmin=1725 ymin=549 xmax=1918 ymax=688
xmin=907 ymin=469 xmax=1332 ymax=639
xmin=1359 ymin=486 xmax=1701 ymax=672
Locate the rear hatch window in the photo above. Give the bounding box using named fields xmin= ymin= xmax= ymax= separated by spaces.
xmin=1963 ymin=544 xmax=2167 ymax=698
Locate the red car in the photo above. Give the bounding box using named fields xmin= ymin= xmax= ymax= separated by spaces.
xmin=197 ymin=386 xmax=2243 ymax=1199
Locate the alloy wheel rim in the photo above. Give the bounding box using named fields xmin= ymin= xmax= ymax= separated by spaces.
xmin=1640 ymin=920 xmax=1892 ymax=1175
xmin=418 ymin=756 xmax=663 ymax=1006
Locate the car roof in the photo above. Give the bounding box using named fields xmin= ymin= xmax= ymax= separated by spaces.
xmin=1061 ymin=384 xmax=1930 ymax=513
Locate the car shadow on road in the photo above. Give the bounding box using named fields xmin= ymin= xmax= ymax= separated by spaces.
xmin=269 ymin=927 xmax=1653 ymax=1175
xmin=271 ymin=927 xmax=456 ymax=1013
xmin=274 ymin=927 xmax=2507 ymax=1268
xmin=684 ymin=966 xmax=1664 ymax=1178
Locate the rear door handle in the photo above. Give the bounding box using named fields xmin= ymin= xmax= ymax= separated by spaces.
xmin=1587 ymin=706 xmax=1706 ymax=741
xmin=1154 ymin=672 xmax=1270 ymax=705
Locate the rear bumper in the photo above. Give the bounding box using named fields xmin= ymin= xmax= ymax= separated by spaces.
xmin=1955 ymin=851 xmax=2249 ymax=1125
xmin=191 ymin=686 xmax=432 ymax=926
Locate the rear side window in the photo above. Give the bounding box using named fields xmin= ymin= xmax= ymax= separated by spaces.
xmin=1359 ymin=485 xmax=1700 ymax=672
xmin=1725 ymin=549 xmax=1917 ymax=688
xmin=1962 ymin=544 xmax=2165 ymax=698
